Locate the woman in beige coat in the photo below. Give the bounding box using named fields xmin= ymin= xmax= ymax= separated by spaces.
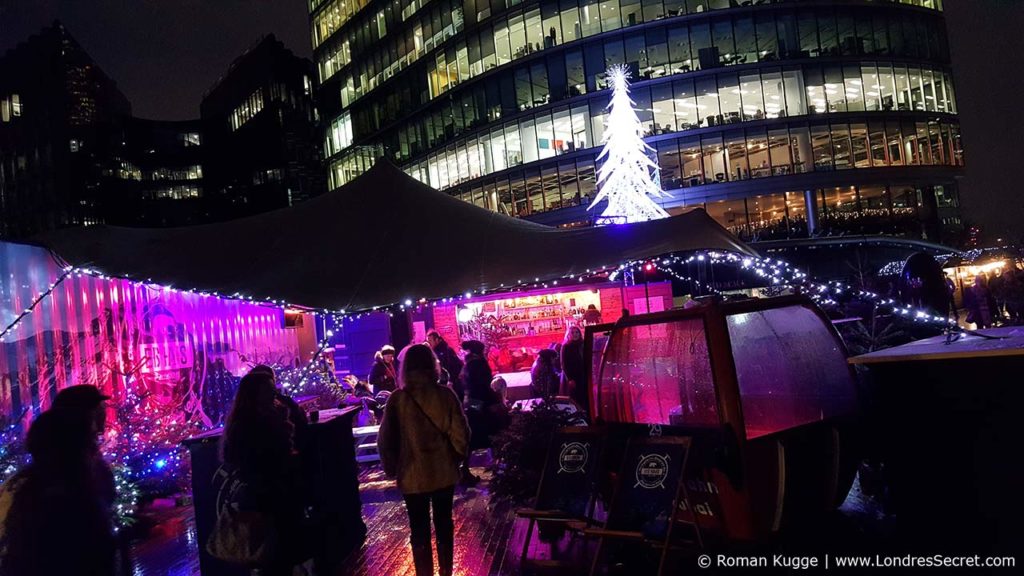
xmin=379 ymin=344 xmax=470 ymax=576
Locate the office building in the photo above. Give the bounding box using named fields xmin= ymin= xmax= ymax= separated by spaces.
xmin=201 ymin=35 xmax=327 ymax=219
xmin=103 ymin=118 xmax=207 ymax=227
xmin=0 ymin=22 xmax=131 ymax=239
xmin=312 ymin=0 xmax=962 ymax=242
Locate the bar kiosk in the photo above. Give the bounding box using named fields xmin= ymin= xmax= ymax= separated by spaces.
xmin=585 ymin=296 xmax=860 ymax=540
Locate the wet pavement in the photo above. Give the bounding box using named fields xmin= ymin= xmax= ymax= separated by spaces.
xmin=130 ymin=463 xmax=886 ymax=576
xmin=129 ymin=463 xmax=531 ymax=576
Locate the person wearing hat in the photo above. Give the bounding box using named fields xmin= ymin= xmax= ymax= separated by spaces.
xmin=53 ymin=384 xmax=110 ymax=436
xmin=368 ymin=345 xmax=399 ymax=393
xmin=0 ymin=409 xmax=117 ymax=576
xmin=51 ymin=385 xmax=117 ymax=511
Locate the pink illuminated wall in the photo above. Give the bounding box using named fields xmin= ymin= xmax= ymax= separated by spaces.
xmin=0 ymin=242 xmax=305 ymax=428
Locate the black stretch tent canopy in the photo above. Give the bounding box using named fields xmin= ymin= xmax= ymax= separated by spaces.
xmin=35 ymin=162 xmax=755 ymax=312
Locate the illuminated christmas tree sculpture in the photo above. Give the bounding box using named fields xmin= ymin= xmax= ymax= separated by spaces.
xmin=588 ymin=65 xmax=670 ymax=224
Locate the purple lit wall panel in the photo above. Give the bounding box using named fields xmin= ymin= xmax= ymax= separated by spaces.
xmin=0 ymin=242 xmax=302 ymax=427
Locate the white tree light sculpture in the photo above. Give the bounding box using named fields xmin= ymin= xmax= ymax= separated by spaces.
xmin=587 ymin=64 xmax=670 ymax=225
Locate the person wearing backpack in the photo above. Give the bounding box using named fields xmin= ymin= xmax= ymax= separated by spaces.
xmin=378 ymin=344 xmax=469 ymax=576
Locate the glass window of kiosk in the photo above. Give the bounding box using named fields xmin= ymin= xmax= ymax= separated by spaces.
xmin=596 ymin=317 xmax=718 ymax=427
xmin=727 ymin=305 xmax=856 ymax=439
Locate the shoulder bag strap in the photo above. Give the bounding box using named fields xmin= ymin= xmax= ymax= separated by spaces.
xmin=405 ymin=391 xmax=459 ymax=456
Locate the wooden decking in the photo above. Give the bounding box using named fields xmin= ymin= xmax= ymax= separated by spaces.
xmin=130 ymin=462 xmax=543 ymax=576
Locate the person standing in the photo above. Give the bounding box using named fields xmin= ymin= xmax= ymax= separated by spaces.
xmin=427 ymin=330 xmax=465 ymax=402
xmin=0 ymin=409 xmax=116 ymax=576
xmin=379 ymin=344 xmax=469 ymax=576
xmin=368 ymin=345 xmax=399 ymax=393
xmin=530 ymin=349 xmax=561 ymax=399
xmin=250 ymin=364 xmax=309 ymax=447
xmin=965 ymin=275 xmax=995 ymax=329
xmin=50 ymin=385 xmax=115 ymax=510
xmin=560 ymin=326 xmax=587 ymax=409
xmin=220 ymin=371 xmax=307 ymax=575
xmin=460 ymin=340 xmax=509 ymax=479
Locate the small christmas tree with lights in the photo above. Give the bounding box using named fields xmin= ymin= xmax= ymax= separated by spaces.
xmin=588 ymin=65 xmax=670 ymax=224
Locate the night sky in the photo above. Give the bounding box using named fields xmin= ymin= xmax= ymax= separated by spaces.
xmin=0 ymin=0 xmax=312 ymax=120
xmin=1 ymin=0 xmax=1022 ymax=240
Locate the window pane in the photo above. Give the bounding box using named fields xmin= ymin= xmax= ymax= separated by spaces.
xmin=747 ymin=128 xmax=770 ymax=178
xmin=790 ymin=124 xmax=813 ymax=174
xmin=885 ymin=121 xmax=903 ymax=166
xmin=537 ymin=113 xmax=556 ymax=160
xmin=831 ymin=122 xmax=852 ymax=170
xmin=542 ymin=165 xmax=561 ymax=211
xmin=725 ymin=130 xmax=748 ymax=181
xmin=761 ymin=68 xmax=784 ymax=119
xmin=701 ymin=133 xmax=725 ymax=183
xmin=755 ymin=12 xmax=778 ymax=61
xmin=811 ymin=123 xmax=833 ymax=170
xmin=690 ymin=21 xmax=712 ymax=71
xmin=668 ymin=26 xmax=693 ymax=72
xmin=696 ymin=76 xmax=720 ymax=126
xmin=596 ymin=318 xmax=718 ymax=427
xmin=680 ymin=136 xmax=703 ymax=186
xmin=735 ymin=16 xmax=756 ymax=63
xmin=673 ymin=78 xmax=699 ymax=130
xmin=740 ymin=71 xmax=764 ymax=121
xmin=657 ymin=140 xmax=682 ymax=189
xmin=768 ymin=126 xmax=792 ymax=175
xmin=706 ymin=198 xmax=748 ymax=236
xmin=851 ymin=122 xmax=869 ymax=168
xmin=566 ymin=49 xmax=586 ymax=97
xmin=712 ymin=18 xmax=735 ymax=66
xmin=804 ymin=66 xmax=826 ymax=114
xmin=652 ymin=82 xmax=676 ymax=135
xmin=718 ymin=73 xmax=742 ymax=122
xmin=844 ymin=64 xmax=865 ymax=112
xmin=782 ymin=67 xmax=805 ymax=116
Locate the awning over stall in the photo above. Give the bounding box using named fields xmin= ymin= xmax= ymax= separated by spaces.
xmin=34 ymin=161 xmax=755 ymax=312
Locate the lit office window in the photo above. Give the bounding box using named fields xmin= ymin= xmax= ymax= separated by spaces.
xmin=229 ymin=89 xmax=266 ymax=131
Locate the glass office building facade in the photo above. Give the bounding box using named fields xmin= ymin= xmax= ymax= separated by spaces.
xmin=311 ymin=0 xmax=961 ymax=240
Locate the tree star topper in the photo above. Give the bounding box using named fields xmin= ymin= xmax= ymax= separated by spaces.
xmin=588 ymin=64 xmax=670 ymax=225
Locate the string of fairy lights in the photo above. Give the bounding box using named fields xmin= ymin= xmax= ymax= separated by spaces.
xmin=0 ymin=246 xmax=962 ymax=525
xmin=3 ymin=248 xmax=959 ymax=349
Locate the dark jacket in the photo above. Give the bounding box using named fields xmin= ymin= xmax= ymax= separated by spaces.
xmin=368 ymin=357 xmax=399 ymax=393
xmin=561 ymin=339 xmax=587 ymax=407
xmin=530 ymin=350 xmax=561 ymax=399
xmin=0 ymin=466 xmax=116 ymax=576
xmin=378 ymin=377 xmax=469 ymax=495
xmin=432 ymin=342 xmax=465 ymax=401
xmin=461 ymin=354 xmax=495 ymax=404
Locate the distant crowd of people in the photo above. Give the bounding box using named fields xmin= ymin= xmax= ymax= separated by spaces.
xmin=960 ymin=267 xmax=1024 ymax=329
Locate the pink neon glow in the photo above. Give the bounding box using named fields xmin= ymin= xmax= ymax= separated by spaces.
xmin=1 ymin=242 xmax=303 ymax=428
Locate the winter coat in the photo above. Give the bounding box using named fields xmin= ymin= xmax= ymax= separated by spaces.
xmin=368 ymin=358 xmax=399 ymax=393
xmin=530 ymin=355 xmax=560 ymax=399
xmin=432 ymin=343 xmax=465 ymax=401
xmin=378 ymin=376 xmax=469 ymax=495
xmin=560 ymin=339 xmax=587 ymax=407
xmin=461 ymin=355 xmax=495 ymax=403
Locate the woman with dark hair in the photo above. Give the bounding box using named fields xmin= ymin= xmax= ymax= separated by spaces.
xmin=379 ymin=344 xmax=469 ymax=576
xmin=0 ymin=409 xmax=115 ymax=576
xmin=220 ymin=370 xmax=306 ymax=575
